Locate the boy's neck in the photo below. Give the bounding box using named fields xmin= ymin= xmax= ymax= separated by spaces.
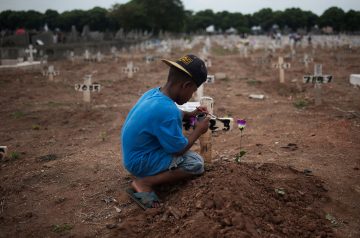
xmin=160 ymin=84 xmax=177 ymax=102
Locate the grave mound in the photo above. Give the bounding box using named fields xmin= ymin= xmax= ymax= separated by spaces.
xmin=113 ymin=162 xmax=333 ymax=237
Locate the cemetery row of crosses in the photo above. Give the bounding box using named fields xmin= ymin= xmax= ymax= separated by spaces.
xmin=0 ymin=28 xmax=360 ymax=237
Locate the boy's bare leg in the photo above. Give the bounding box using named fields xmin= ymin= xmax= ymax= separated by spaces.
xmin=131 ymin=169 xmax=196 ymax=208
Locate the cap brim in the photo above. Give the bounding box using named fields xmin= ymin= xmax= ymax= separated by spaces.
xmin=161 ymin=59 xmax=192 ymax=78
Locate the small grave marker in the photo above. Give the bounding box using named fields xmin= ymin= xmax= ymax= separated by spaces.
xmin=303 ymin=64 xmax=333 ymax=106
xmin=301 ymin=54 xmax=313 ymax=69
xmin=0 ymin=146 xmax=8 ymax=160
xmin=75 ymin=74 xmax=101 ymax=103
xmin=350 ymin=74 xmax=360 ymax=87
xmin=25 ymin=44 xmax=37 ymax=62
xmin=42 ymin=65 xmax=60 ymax=81
xmin=84 ymin=49 xmax=90 ymax=61
xmin=96 ymin=52 xmax=103 ymax=62
xmin=204 ymin=58 xmax=212 ymax=68
xmin=273 ymin=57 xmax=291 ymax=83
xmin=69 ymin=51 xmax=75 ymax=64
xmin=122 ymin=62 xmax=139 ymax=78
xmin=145 ymin=56 xmax=155 ymax=64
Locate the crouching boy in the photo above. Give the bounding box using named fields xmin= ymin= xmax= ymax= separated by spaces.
xmin=121 ymin=54 xmax=209 ymax=209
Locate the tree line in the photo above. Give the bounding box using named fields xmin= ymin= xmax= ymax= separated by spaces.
xmin=0 ymin=0 xmax=359 ymax=34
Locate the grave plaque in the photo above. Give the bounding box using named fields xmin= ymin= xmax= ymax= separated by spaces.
xmin=303 ymin=64 xmax=333 ymax=106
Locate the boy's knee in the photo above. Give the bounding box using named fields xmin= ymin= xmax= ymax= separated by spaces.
xmin=188 ymin=159 xmax=204 ymax=175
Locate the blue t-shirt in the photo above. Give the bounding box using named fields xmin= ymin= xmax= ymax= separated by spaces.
xmin=121 ymin=88 xmax=188 ymax=177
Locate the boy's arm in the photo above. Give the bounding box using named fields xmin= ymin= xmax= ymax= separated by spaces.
xmin=174 ymin=117 xmax=210 ymax=156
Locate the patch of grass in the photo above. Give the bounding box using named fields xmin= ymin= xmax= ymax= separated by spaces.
xmin=12 ymin=111 xmax=25 ymax=119
xmin=100 ymin=132 xmax=107 ymax=141
xmin=32 ymin=124 xmax=40 ymax=130
xmin=293 ymin=99 xmax=310 ymax=109
xmin=52 ymin=223 xmax=73 ymax=234
xmin=47 ymin=101 xmax=64 ymax=108
xmin=9 ymin=151 xmax=20 ymax=159
xmin=246 ymin=79 xmax=262 ymax=86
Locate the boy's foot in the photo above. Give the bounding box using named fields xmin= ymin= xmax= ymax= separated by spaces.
xmin=131 ymin=180 xmax=160 ymax=208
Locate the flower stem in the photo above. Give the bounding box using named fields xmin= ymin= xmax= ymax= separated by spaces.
xmin=239 ymin=130 xmax=243 ymax=152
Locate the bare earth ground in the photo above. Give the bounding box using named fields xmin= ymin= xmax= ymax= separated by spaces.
xmin=0 ymin=44 xmax=359 ymax=237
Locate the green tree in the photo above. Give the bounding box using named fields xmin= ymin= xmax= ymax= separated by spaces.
xmin=109 ymin=0 xmax=186 ymax=33
xmin=319 ymin=7 xmax=345 ymax=32
xmin=343 ymin=10 xmax=360 ymax=32
xmin=252 ymin=8 xmax=274 ymax=31
xmin=44 ymin=9 xmax=59 ymax=30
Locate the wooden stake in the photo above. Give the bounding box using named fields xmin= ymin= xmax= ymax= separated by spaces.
xmin=199 ymin=96 xmax=213 ymax=163
xmin=279 ymin=57 xmax=285 ymax=83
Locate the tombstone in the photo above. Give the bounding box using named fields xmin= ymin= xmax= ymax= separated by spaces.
xmin=42 ymin=65 xmax=60 ymax=81
xmin=350 ymin=74 xmax=360 ymax=87
xmin=25 ymin=45 xmax=37 ymax=62
xmin=84 ymin=49 xmax=90 ymax=61
xmin=199 ymin=96 xmax=214 ymax=163
xmin=96 ymin=52 xmax=103 ymax=62
xmin=301 ymin=54 xmax=313 ymax=69
xmin=115 ymin=28 xmax=125 ymax=40
xmin=69 ymin=51 xmax=75 ymax=64
xmin=111 ymin=47 xmax=119 ymax=62
xmin=75 ymin=75 xmax=101 ymax=103
xmin=122 ymin=62 xmax=139 ymax=78
xmin=215 ymin=72 xmax=227 ymax=80
xmin=40 ymin=54 xmax=48 ymax=65
xmin=81 ymin=25 xmax=90 ymax=41
xmin=145 ymin=55 xmax=155 ymax=64
xmin=273 ymin=57 xmax=291 ymax=83
xmin=303 ymin=64 xmax=333 ymax=106
xmin=204 ymin=58 xmax=212 ymax=68
xmin=0 ymin=146 xmax=8 ymax=160
xmin=68 ymin=25 xmax=78 ymax=43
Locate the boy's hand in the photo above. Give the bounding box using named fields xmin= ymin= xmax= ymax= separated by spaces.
xmin=194 ymin=106 xmax=208 ymax=116
xmin=194 ymin=116 xmax=210 ymax=134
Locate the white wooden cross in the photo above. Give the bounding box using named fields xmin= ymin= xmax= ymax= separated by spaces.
xmin=204 ymin=58 xmax=212 ymax=68
xmin=25 ymin=44 xmax=37 ymax=62
xmin=84 ymin=49 xmax=90 ymax=61
xmin=273 ymin=57 xmax=291 ymax=83
xmin=196 ymin=75 xmax=215 ymax=101
xmin=303 ymin=64 xmax=333 ymax=106
xmin=69 ymin=51 xmax=75 ymax=64
xmin=145 ymin=56 xmax=155 ymax=64
xmin=122 ymin=62 xmax=139 ymax=78
xmin=301 ymin=54 xmax=313 ymax=69
xmin=75 ymin=74 xmax=101 ymax=103
xmin=42 ymin=65 xmax=60 ymax=81
xmin=111 ymin=47 xmax=119 ymax=62
xmin=96 ymin=52 xmax=103 ymax=62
